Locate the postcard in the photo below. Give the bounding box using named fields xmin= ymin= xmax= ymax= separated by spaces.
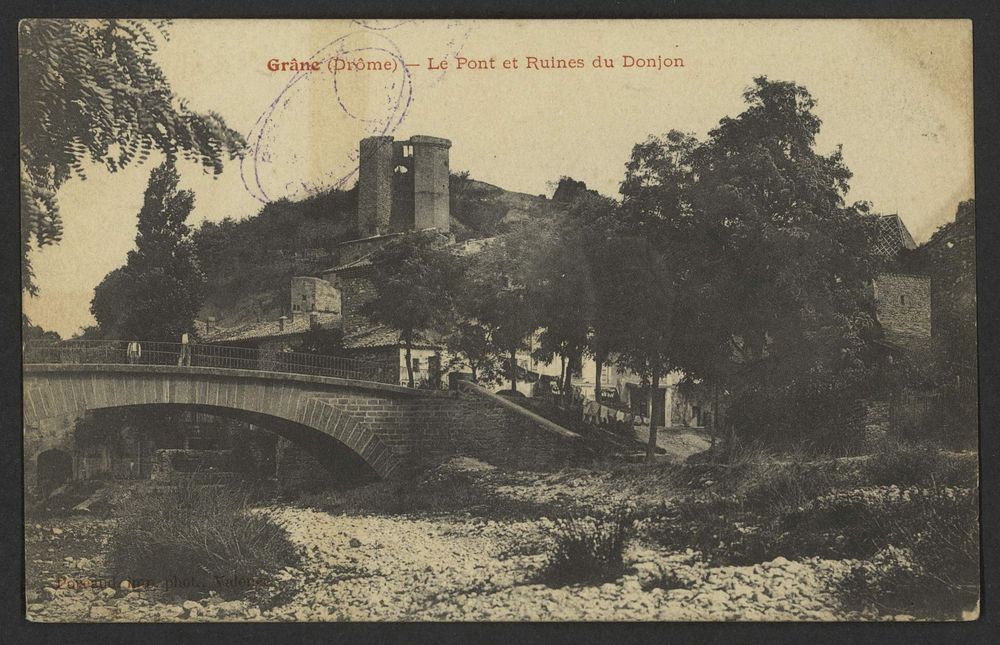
xmin=21 ymin=18 xmax=977 ymax=622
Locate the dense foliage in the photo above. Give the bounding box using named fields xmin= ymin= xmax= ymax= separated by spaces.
xmin=20 ymin=19 xmax=244 ymax=294
xmin=192 ymin=189 xmax=356 ymax=317
xmin=359 ymin=230 xmax=463 ymax=387
xmin=609 ymin=77 xmax=880 ymax=449
xmin=91 ymin=162 xmax=205 ymax=340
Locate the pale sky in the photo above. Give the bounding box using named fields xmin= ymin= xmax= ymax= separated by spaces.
xmin=23 ymin=19 xmax=974 ymax=337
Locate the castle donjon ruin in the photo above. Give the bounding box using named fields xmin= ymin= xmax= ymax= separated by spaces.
xmin=357 ymin=135 xmax=452 ymax=237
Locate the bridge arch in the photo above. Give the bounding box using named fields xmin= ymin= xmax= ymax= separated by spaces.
xmin=22 ymin=364 xmax=426 ymax=480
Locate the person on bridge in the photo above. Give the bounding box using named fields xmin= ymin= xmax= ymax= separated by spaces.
xmin=177 ymin=333 xmax=192 ymax=367
xmin=127 ymin=341 xmax=142 ymax=364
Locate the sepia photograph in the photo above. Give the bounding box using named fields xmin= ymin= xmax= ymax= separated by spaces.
xmin=19 ymin=18 xmax=978 ymax=623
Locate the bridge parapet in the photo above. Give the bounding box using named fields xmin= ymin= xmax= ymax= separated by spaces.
xmin=24 ymin=339 xmax=396 ymax=385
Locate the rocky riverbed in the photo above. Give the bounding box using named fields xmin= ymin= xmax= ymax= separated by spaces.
xmin=26 ymin=505 xmax=872 ymax=622
xmin=29 ymin=452 xmax=977 ymax=623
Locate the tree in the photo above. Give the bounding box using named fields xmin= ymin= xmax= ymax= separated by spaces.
xmin=618 ymin=77 xmax=880 ymax=448
xmin=687 ymin=77 xmax=875 ymax=382
xmin=445 ymin=320 xmax=502 ymax=385
xmin=524 ymin=217 xmax=595 ymax=407
xmin=459 ymin=234 xmax=538 ymax=393
xmin=91 ymin=162 xmax=206 ymax=341
xmin=299 ymin=327 xmax=346 ymax=356
xmin=359 ymin=231 xmax=461 ymax=388
xmin=89 ymin=267 xmax=131 ymax=338
xmin=611 ymin=128 xmax=705 ymax=460
xmin=566 ymin=191 xmax=631 ymax=400
xmin=19 ymin=19 xmax=244 ymax=295
xmin=607 ymin=232 xmax=687 ymax=461
xmin=22 ymin=316 xmax=61 ymax=342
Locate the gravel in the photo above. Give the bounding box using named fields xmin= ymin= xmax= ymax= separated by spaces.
xmin=26 ymin=457 xmax=893 ymax=622
xmin=26 ymin=508 xmax=872 ymax=622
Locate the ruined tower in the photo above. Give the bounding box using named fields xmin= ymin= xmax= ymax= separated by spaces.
xmin=356 ymin=135 xmax=451 ymax=237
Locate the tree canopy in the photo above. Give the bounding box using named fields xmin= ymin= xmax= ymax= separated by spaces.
xmin=20 ymin=19 xmax=245 ymax=294
xmin=606 ymin=77 xmax=881 ymax=450
xmin=91 ymin=162 xmax=205 ymax=341
xmin=359 ymin=230 xmax=462 ymax=387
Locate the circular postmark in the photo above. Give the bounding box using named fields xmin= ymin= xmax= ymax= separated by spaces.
xmin=241 ymin=30 xmax=414 ymax=204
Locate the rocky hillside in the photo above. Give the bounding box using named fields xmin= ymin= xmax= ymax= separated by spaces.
xmin=191 ymin=175 xmax=568 ymax=329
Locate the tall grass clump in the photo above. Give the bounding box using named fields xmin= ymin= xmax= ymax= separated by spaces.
xmin=860 ymin=440 xmax=977 ymax=488
xmin=537 ymin=505 xmax=635 ymax=587
xmin=836 ymin=484 xmax=979 ymax=618
xmin=106 ymin=479 xmax=299 ymax=596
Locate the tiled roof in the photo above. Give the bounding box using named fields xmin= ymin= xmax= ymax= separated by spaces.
xmin=323 ymin=254 xmax=374 ymax=275
xmin=864 ymin=214 xmax=917 ymax=257
xmin=199 ymin=312 xmax=340 ymax=343
xmin=342 ymin=325 xmax=443 ymax=350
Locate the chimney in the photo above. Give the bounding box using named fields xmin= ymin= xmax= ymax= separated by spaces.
xmin=278 ymin=315 xmax=288 ymax=332
xmin=309 ymin=311 xmax=320 ymax=330
xmin=206 ymin=316 xmax=216 ymax=333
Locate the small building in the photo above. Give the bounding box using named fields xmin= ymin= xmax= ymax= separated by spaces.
xmin=864 ymin=213 xmax=932 ymax=349
xmin=197 ymin=275 xmax=341 ymax=353
xmin=342 ymin=326 xmax=445 ymax=387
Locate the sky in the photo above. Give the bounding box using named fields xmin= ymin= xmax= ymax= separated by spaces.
xmin=23 ymin=19 xmax=974 ymax=337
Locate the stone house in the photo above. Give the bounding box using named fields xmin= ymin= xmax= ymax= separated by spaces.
xmin=197 ymin=275 xmax=341 ymax=353
xmin=864 ymin=213 xmax=932 ymax=348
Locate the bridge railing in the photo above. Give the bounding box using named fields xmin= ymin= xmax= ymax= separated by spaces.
xmin=23 ymin=339 xmax=397 ymax=385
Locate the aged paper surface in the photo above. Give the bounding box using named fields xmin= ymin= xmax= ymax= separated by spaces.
xmin=22 ymin=19 xmax=976 ymax=622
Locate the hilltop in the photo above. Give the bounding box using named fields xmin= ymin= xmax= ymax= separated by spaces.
xmin=191 ymin=175 xmax=570 ymax=328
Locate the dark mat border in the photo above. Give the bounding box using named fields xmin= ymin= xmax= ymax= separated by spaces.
xmin=2 ymin=3 xmax=996 ymax=643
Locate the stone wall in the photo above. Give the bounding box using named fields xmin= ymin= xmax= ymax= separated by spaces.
xmin=874 ymin=272 xmax=932 ymax=343
xmin=290 ymin=276 xmax=340 ymax=315
xmin=442 ymin=385 xmax=590 ymax=470
xmin=357 ymin=136 xmax=395 ymax=237
xmin=340 ymin=274 xmax=376 ymax=338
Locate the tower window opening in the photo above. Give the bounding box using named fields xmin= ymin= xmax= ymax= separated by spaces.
xmin=402 ymin=145 xmax=413 ymax=158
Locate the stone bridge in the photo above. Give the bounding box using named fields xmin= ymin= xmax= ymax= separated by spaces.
xmin=23 ymin=363 xmax=587 ymax=483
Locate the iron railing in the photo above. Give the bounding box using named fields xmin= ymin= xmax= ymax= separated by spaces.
xmin=23 ymin=339 xmax=396 ymax=385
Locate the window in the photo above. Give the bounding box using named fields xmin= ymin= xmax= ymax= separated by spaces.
xmin=412 ymin=358 xmax=421 ymax=372
xmin=900 ymin=294 xmax=906 ymax=306
xmin=402 ymin=145 xmax=413 ymax=158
